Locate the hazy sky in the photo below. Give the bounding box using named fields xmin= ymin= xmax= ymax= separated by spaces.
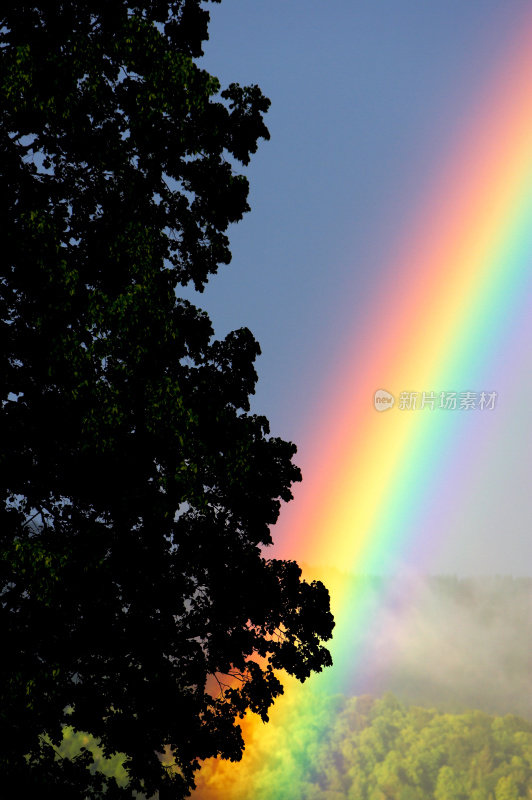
xmin=184 ymin=1 xmax=532 ymax=576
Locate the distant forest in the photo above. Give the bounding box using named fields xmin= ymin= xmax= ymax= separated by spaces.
xmin=195 ymin=693 xmax=532 ymax=800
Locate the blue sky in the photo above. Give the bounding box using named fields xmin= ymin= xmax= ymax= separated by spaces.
xmin=182 ymin=1 xmax=532 ymax=576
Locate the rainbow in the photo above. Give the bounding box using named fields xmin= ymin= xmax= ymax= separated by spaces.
xmin=192 ymin=8 xmax=532 ymax=797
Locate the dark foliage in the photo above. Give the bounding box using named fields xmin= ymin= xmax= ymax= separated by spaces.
xmin=0 ymin=2 xmax=334 ymax=797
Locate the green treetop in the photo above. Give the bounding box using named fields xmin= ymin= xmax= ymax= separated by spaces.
xmin=0 ymin=2 xmax=333 ymax=797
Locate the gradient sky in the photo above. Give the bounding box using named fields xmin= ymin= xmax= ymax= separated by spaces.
xmin=183 ymin=0 xmax=532 ymax=577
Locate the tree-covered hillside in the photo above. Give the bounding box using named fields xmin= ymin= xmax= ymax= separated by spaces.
xmin=194 ymin=693 xmax=532 ymax=800
xmin=191 ymin=573 xmax=532 ymax=798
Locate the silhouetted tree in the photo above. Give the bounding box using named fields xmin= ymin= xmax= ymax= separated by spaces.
xmin=0 ymin=2 xmax=334 ymax=797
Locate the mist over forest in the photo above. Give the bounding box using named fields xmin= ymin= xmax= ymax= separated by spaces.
xmin=308 ymin=571 xmax=532 ymax=720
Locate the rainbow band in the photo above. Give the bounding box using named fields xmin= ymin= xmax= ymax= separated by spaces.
xmin=271 ymin=12 xmax=532 ymax=688
xmin=194 ymin=9 xmax=532 ymax=796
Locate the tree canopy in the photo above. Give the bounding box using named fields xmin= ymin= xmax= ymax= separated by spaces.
xmin=0 ymin=1 xmax=334 ymax=797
